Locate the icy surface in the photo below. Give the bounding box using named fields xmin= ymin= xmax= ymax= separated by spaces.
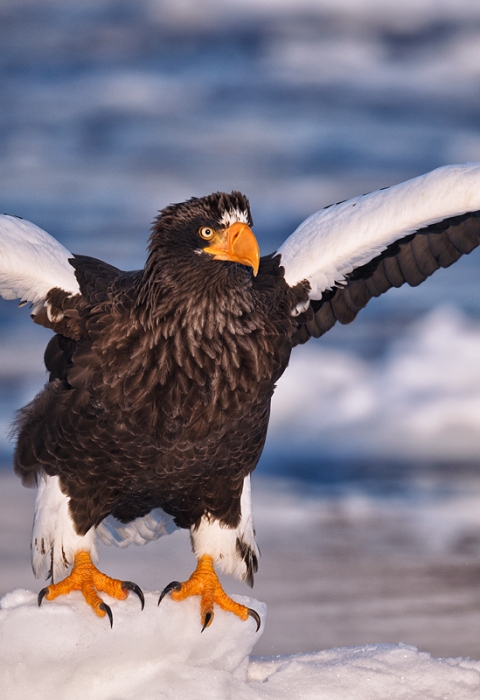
xmin=3 ymin=0 xmax=480 ymax=266
xmin=269 ymin=305 xmax=480 ymax=461
xmin=1 ymin=588 xmax=480 ymax=700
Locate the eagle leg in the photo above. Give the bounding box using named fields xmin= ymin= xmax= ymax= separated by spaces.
xmin=158 ymin=554 xmax=260 ymax=632
xmin=37 ymin=550 xmax=144 ymax=626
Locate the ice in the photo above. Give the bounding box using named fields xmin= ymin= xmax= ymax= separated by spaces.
xmin=268 ymin=305 xmax=480 ymax=461
xmin=1 ymin=587 xmax=480 ymax=700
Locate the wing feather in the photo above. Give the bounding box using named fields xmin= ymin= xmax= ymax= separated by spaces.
xmin=0 ymin=214 xmax=79 ymax=307
xmin=278 ymin=164 xmax=480 ymax=299
xmin=277 ymin=165 xmax=480 ymax=342
xmin=297 ymin=212 xmax=480 ymax=340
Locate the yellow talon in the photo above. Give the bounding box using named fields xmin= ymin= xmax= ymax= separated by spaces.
xmin=159 ymin=555 xmax=260 ymax=631
xmin=38 ymin=550 xmax=144 ymax=626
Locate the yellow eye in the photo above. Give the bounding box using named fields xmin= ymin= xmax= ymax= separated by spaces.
xmin=198 ymin=226 xmax=216 ymax=240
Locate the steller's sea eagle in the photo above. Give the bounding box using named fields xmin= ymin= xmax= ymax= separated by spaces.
xmin=1 ymin=163 xmax=480 ymax=630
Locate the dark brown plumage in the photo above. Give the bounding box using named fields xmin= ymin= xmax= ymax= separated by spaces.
xmin=12 ymin=193 xmax=480 ymax=544
xmin=13 ymin=193 xmax=305 ymax=563
xmin=4 ymin=163 xmax=480 ymax=626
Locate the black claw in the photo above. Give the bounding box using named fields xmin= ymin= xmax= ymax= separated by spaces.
xmin=158 ymin=581 xmax=182 ymax=606
xmin=201 ymin=611 xmax=213 ymax=633
xmin=99 ymin=602 xmax=113 ymax=628
xmin=247 ymin=607 xmax=261 ymax=632
xmin=38 ymin=587 xmax=49 ymax=607
xmin=122 ymin=581 xmax=145 ymax=610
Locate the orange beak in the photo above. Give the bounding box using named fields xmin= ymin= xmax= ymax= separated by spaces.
xmin=204 ymin=222 xmax=260 ymax=276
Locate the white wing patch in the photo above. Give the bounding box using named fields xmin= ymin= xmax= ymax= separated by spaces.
xmin=97 ymin=509 xmax=178 ymax=548
xmin=277 ymin=163 xmax=480 ymax=301
xmin=0 ymin=215 xmax=80 ymax=312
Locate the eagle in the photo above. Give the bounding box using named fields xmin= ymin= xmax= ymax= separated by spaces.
xmin=1 ymin=163 xmax=480 ymax=631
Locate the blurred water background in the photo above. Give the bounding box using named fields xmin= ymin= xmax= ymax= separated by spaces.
xmin=2 ymin=0 xmax=480 ymax=657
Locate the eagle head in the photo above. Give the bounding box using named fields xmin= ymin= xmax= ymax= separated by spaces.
xmin=148 ymin=191 xmax=260 ymax=277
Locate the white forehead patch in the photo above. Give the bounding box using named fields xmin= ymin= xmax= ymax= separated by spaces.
xmin=220 ymin=208 xmax=250 ymax=228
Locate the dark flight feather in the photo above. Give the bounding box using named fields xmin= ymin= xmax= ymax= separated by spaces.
xmin=298 ymin=211 xmax=480 ymax=341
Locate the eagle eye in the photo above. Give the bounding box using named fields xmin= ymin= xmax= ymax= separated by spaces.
xmin=198 ymin=226 xmax=216 ymax=240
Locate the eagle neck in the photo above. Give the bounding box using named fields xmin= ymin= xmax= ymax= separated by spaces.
xmin=136 ymin=257 xmax=257 ymax=331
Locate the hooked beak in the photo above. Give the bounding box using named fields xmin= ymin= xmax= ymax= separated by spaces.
xmin=203 ymin=222 xmax=260 ymax=276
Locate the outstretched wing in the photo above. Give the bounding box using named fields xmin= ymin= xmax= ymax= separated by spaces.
xmin=0 ymin=216 xmax=126 ymax=341
xmin=0 ymin=214 xmax=80 ymax=312
xmin=276 ymin=164 xmax=480 ymax=340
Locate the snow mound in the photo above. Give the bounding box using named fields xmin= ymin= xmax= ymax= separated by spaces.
xmin=0 ymin=588 xmax=265 ymax=700
xmin=249 ymin=646 xmax=480 ymax=699
xmin=1 ymin=589 xmax=480 ymax=700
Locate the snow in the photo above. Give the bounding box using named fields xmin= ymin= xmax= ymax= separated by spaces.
xmin=0 ymin=588 xmax=263 ymax=699
xmin=269 ymin=305 xmax=480 ymax=461
xmin=1 ymin=588 xmax=480 ymax=700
